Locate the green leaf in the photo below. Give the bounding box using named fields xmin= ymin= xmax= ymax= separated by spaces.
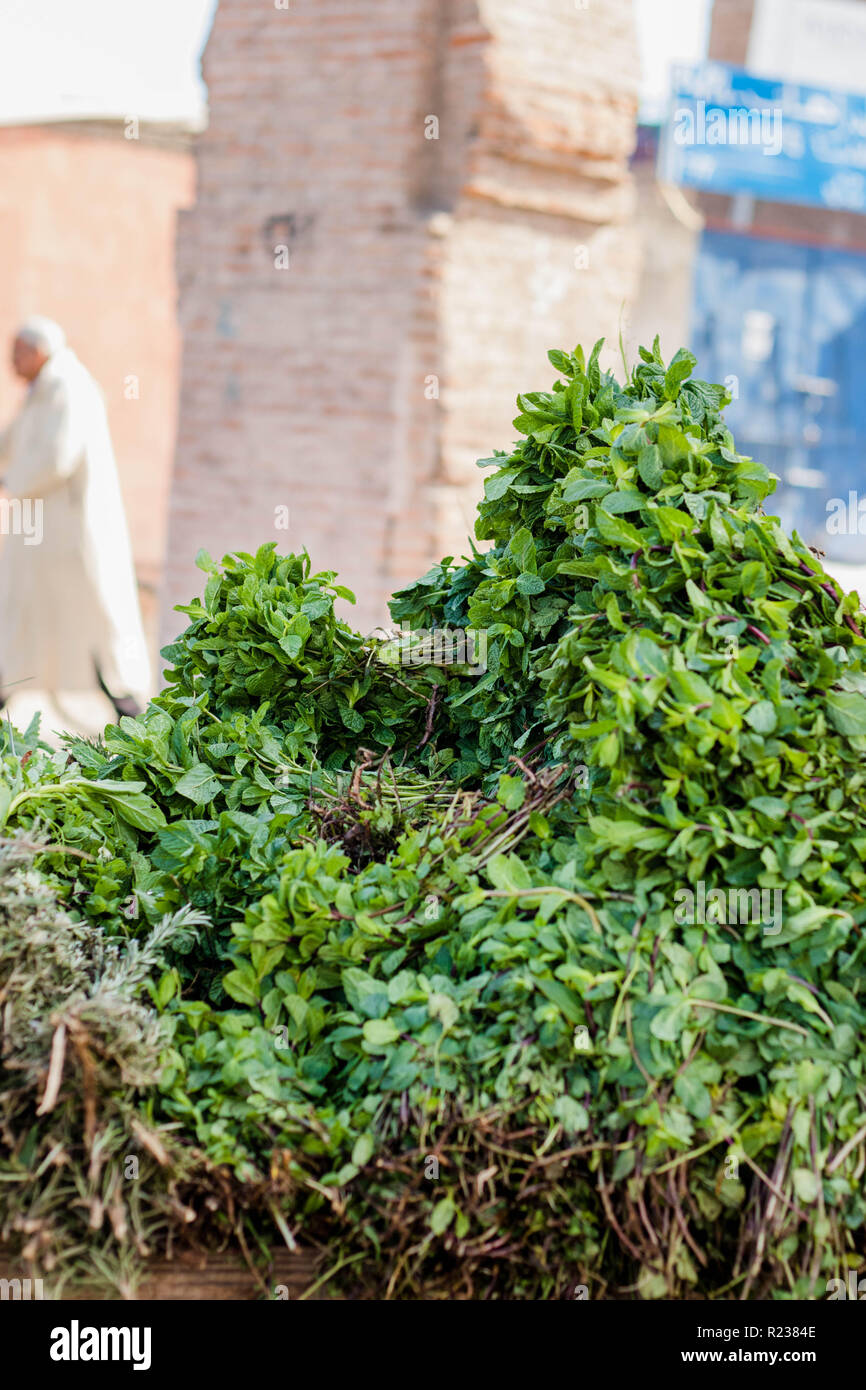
xmin=351 ymin=1133 xmax=374 ymax=1167
xmin=174 ymin=763 xmax=223 ymax=806
xmin=674 ymin=1070 xmax=712 ymax=1120
xmin=428 ymin=993 xmax=460 ymax=1032
xmin=534 ymin=975 xmax=584 ymax=1025
xmin=486 ymin=853 xmax=533 ymax=892
xmin=595 ymin=509 xmax=643 ymax=550
xmin=497 ymin=774 xmax=526 ymax=811
xmin=552 ymin=1095 xmax=589 ymax=1134
xmin=223 ymin=968 xmax=260 ymax=1008
xmin=430 ymin=1197 xmax=456 ymax=1235
xmin=548 ymin=348 xmax=573 ymax=376
xmin=745 ymin=700 xmax=777 ymax=734
xmin=827 ymin=691 xmax=866 ymax=737
xmin=637 ymin=444 xmax=663 ymax=490
xmin=791 ymin=1168 xmax=820 ymax=1205
xmin=484 ymin=468 xmax=521 ymax=501
xmin=99 ymin=787 xmax=167 ymax=833
xmin=362 ymin=1018 xmax=400 ymax=1047
xmin=663 ymin=348 xmax=697 ymax=400
xmin=748 ymin=796 xmax=788 ymax=820
xmin=650 ymin=1000 xmax=690 ymax=1042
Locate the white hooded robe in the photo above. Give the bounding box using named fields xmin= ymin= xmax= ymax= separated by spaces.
xmin=0 ymin=347 xmax=151 ymax=707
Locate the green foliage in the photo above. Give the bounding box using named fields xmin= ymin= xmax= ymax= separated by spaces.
xmin=4 ymin=338 xmax=866 ymax=1299
xmin=160 ymin=546 xmax=431 ymax=761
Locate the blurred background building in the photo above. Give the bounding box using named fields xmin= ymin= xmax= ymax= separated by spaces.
xmin=2 ymin=0 xmax=866 ymax=733
xmin=634 ymin=0 xmax=866 ymax=594
xmin=165 ymin=0 xmax=642 ymax=636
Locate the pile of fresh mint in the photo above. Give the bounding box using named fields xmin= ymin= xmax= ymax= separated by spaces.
xmin=3 ymin=337 xmax=866 ymax=1300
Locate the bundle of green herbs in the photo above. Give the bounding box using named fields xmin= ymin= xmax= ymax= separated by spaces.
xmin=2 ymin=338 xmax=866 ymax=1300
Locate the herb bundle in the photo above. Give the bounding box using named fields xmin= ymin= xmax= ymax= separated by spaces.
xmin=3 ymin=339 xmax=866 ymax=1299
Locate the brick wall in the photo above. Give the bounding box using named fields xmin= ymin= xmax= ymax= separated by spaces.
xmin=708 ymin=0 xmax=756 ymax=63
xmin=163 ymin=0 xmax=641 ymax=641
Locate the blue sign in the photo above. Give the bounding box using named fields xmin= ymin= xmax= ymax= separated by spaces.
xmin=658 ymin=61 xmax=866 ymax=212
xmin=691 ymin=230 xmax=866 ymax=562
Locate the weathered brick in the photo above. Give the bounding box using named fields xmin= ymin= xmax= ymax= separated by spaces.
xmin=164 ymin=0 xmax=641 ymax=641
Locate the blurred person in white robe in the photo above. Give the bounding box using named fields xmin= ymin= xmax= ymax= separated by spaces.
xmin=0 ymin=317 xmax=151 ymax=724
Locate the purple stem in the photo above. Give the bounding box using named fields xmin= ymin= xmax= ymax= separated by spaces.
xmin=799 ymin=558 xmax=863 ymax=637
xmin=790 ymin=812 xmax=813 ymax=840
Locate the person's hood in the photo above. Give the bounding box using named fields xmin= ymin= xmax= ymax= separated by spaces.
xmin=33 ymin=346 xmax=79 ymax=387
xmin=28 ymin=347 xmax=91 ymax=399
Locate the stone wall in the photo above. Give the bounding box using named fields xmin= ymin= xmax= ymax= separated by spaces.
xmin=164 ymin=0 xmax=641 ymax=641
